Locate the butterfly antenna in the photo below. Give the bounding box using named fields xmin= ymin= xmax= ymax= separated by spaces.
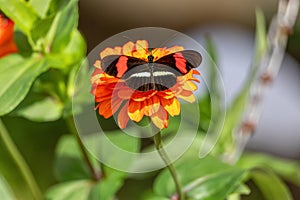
xmin=151 ymin=33 xmax=179 ymax=55
xmin=122 ymin=35 xmax=148 ymax=53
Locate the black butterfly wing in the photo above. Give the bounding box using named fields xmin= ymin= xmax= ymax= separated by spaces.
xmin=122 ymin=64 xmax=152 ymax=91
xmin=154 ymin=50 xmax=202 ymax=75
xmin=123 ymin=63 xmax=180 ymax=91
xmin=100 ymin=50 xmax=201 ymax=92
xmin=101 ymin=55 xmax=148 ymax=78
xmin=152 ymin=64 xmax=181 ymax=90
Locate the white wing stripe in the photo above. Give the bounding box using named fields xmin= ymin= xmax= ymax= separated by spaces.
xmin=153 ymin=71 xmax=175 ymax=76
xmin=128 ymin=71 xmax=175 ymax=79
xmin=129 ymin=72 xmax=151 ymax=78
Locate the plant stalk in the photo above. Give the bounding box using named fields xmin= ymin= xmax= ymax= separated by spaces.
xmin=153 ymin=132 xmax=184 ymax=200
xmin=66 ymin=117 xmax=101 ymax=181
xmin=229 ymin=0 xmax=300 ymax=163
xmin=0 ymin=119 xmax=42 ymax=200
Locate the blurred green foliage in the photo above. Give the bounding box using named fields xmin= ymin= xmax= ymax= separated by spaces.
xmin=0 ymin=1 xmax=299 ymax=200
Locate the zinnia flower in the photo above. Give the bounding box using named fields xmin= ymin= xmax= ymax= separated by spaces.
xmin=91 ymin=40 xmax=200 ymax=129
xmin=0 ymin=14 xmax=17 ymax=57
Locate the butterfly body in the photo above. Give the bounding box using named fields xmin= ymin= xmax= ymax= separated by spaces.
xmin=101 ymin=49 xmax=202 ymax=91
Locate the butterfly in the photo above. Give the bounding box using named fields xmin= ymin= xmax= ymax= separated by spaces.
xmin=101 ymin=48 xmax=202 ymax=92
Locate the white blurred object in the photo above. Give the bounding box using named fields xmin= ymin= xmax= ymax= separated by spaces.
xmin=188 ymin=24 xmax=300 ymax=158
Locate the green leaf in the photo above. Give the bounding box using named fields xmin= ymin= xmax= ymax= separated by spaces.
xmin=67 ymin=57 xmax=88 ymax=100
xmin=139 ymin=189 xmax=170 ymax=200
xmin=100 ymin=130 xmax=141 ymax=153
xmin=238 ymin=153 xmax=300 ymax=186
xmin=198 ymin=94 xmax=212 ymax=132
xmin=254 ymin=9 xmax=268 ymax=62
xmin=204 ymin=35 xmax=221 ymax=99
xmin=154 ymin=156 xmax=233 ymax=197
xmin=251 ymin=169 xmax=292 ymax=200
xmin=45 ymin=178 xmax=124 ymax=200
xmin=227 ymin=184 xmax=251 ymax=200
xmin=88 ymin=178 xmax=123 ymax=200
xmin=12 ymin=96 xmax=63 ymax=122
xmin=0 ymin=0 xmax=38 ymax=34
xmin=14 ymin=31 xmax=33 ymax=57
xmin=65 ymin=60 xmax=90 ymax=117
xmin=47 ymin=0 xmax=70 ymax=15
xmin=46 ymin=30 xmax=86 ymax=71
xmin=54 ymin=135 xmax=93 ymax=181
xmin=54 ymin=134 xmax=126 ymax=199
xmin=45 ymin=0 xmax=78 ymax=53
xmin=0 ymin=54 xmax=50 ymax=116
xmin=45 ymin=180 xmax=93 ymax=200
xmin=83 ymin=129 xmax=141 ymax=174
xmin=62 ymin=30 xmax=86 ymax=68
xmin=186 ymin=169 xmax=248 ymax=200
xmin=0 ymin=176 xmax=15 ymax=200
xmin=55 ymin=133 xmax=134 ymax=182
xmin=146 ymin=198 xmax=169 ymax=200
xmin=145 ymin=196 xmax=170 ymax=200
xmin=29 ymin=0 xmax=52 ymax=18
xmin=30 ymin=17 xmax=55 ymax=45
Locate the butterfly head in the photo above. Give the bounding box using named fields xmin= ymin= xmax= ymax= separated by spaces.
xmin=147 ymin=54 xmax=154 ymax=63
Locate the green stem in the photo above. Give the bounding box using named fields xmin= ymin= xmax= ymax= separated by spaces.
xmin=0 ymin=119 xmax=42 ymax=200
xmin=153 ymin=132 xmax=184 ymax=200
xmin=66 ymin=117 xmax=101 ymax=181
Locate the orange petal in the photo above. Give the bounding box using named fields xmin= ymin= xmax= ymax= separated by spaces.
xmin=136 ymin=40 xmax=148 ymax=51
xmin=166 ymin=45 xmax=184 ymax=53
xmin=144 ymin=95 xmax=160 ymax=116
xmin=100 ymin=47 xmax=121 ymax=59
xmin=93 ymin=83 xmax=116 ymax=97
xmin=177 ymin=91 xmax=196 ymax=103
xmin=186 ymin=70 xmax=200 ymax=83
xmin=151 ymin=106 xmax=168 ymax=129
xmin=94 ymin=92 xmax=112 ymax=102
xmin=160 ymin=98 xmax=180 ymax=116
xmin=140 ymin=101 xmax=149 ymax=116
xmin=118 ymin=87 xmax=135 ymax=99
xmin=91 ymin=69 xmax=104 ymax=84
xmin=157 ymin=90 xmax=175 ymax=99
xmin=0 ymin=16 xmax=14 ymax=46
xmin=97 ymin=94 xmax=123 ymax=118
xmin=182 ymin=81 xmax=198 ymax=91
xmin=131 ymin=90 xmax=157 ymax=101
xmin=94 ymin=60 xmax=102 ymax=69
xmin=99 ymin=100 xmax=113 ymax=118
xmin=92 ymin=65 xmax=102 ymax=74
xmin=128 ymin=100 xmax=144 ymax=122
xmin=122 ymin=41 xmax=135 ymax=56
xmin=192 ymin=69 xmax=201 ymax=75
xmin=118 ymin=103 xmax=129 ymax=129
xmin=99 ymin=76 xmax=120 ymax=84
xmin=111 ymin=96 xmax=123 ymax=114
xmin=152 ymin=47 xmax=168 ymax=61
xmin=0 ymin=39 xmax=17 ymax=57
xmin=130 ymin=40 xmax=149 ymax=60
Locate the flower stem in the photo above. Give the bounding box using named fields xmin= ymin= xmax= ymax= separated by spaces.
xmin=66 ymin=117 xmax=101 ymax=181
xmin=0 ymin=119 xmax=42 ymax=200
xmin=153 ymin=132 xmax=184 ymax=200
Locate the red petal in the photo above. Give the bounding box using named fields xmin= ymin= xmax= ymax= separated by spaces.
xmin=99 ymin=100 xmax=113 ymax=118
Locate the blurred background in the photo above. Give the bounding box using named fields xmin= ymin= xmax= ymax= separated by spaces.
xmin=1 ymin=0 xmax=299 ymax=198
xmin=78 ymin=0 xmax=300 ymax=159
